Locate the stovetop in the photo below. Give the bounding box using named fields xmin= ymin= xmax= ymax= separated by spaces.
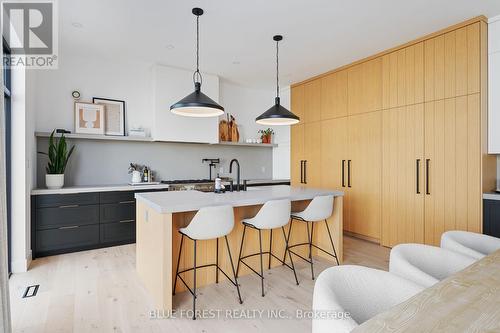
xmin=161 ymin=179 xmax=213 ymax=185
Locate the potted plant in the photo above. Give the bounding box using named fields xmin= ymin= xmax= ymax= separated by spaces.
xmin=258 ymin=128 xmax=275 ymax=144
xmin=38 ymin=130 xmax=75 ymax=189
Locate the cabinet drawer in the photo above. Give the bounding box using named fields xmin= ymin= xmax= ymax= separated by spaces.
xmin=35 ymin=193 xmax=99 ymax=208
xmin=100 ymin=202 xmax=135 ymax=223
xmin=36 ymin=224 xmax=99 ymax=253
xmin=100 ymin=221 xmax=136 ymax=244
xmin=36 ymin=205 xmax=99 ymax=230
xmin=100 ymin=191 xmax=135 ymax=204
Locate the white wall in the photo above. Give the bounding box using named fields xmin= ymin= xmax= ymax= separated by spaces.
xmin=32 ymin=49 xmax=291 ymax=180
xmin=219 ymin=81 xmax=291 ymax=179
xmin=488 ymin=16 xmax=500 ymax=186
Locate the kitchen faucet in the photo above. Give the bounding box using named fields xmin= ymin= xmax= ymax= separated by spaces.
xmin=202 ymin=158 xmax=220 ymax=180
xmin=229 ymin=159 xmax=242 ymax=191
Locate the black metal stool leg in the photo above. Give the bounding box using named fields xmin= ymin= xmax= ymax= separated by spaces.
xmin=282 ymin=226 xmax=299 ymax=285
xmin=173 ymin=234 xmax=184 ymax=295
xmin=258 ymin=229 xmax=265 ymax=297
xmin=310 ymin=222 xmax=315 ymax=259
xmin=306 ymin=221 xmax=315 ymax=280
xmin=225 ymin=236 xmax=243 ymax=304
xmin=325 ymin=219 xmax=340 ymax=265
xmin=236 ymin=225 xmax=247 ymax=277
xmin=216 ymin=237 xmax=219 ymax=283
xmin=282 ymin=219 xmax=293 ymax=264
xmin=192 ymin=239 xmax=197 ymax=320
xmin=268 ymin=229 xmax=273 ymax=269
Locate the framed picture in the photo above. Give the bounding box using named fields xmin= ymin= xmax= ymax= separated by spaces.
xmin=74 ymin=102 xmax=105 ymax=135
xmin=92 ymin=97 xmax=126 ymax=136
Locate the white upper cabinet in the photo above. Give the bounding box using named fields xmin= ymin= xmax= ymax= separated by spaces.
xmin=152 ymin=65 xmax=220 ymax=143
xmin=489 ymin=17 xmax=500 ymax=153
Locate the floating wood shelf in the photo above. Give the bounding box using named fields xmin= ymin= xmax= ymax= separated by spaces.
xmin=35 ymin=132 xmax=277 ymax=148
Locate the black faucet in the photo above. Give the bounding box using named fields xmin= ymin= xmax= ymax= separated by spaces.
xmin=229 ymin=159 xmax=242 ymax=191
xmin=202 ymin=158 xmax=220 ymax=180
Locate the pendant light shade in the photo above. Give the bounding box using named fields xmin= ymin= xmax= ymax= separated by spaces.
xmin=256 ymin=35 xmax=299 ymax=126
xmin=170 ymin=8 xmax=224 ymax=117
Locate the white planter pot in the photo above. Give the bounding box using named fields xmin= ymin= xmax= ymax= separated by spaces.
xmin=46 ymin=174 xmax=64 ymax=189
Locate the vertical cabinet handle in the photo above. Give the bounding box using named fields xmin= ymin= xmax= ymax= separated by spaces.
xmin=303 ymin=160 xmax=307 ymax=184
xmin=425 ymin=159 xmax=431 ymax=195
xmin=342 ymin=160 xmax=346 ymax=187
xmin=416 ymin=159 xmax=421 ymax=194
xmin=300 ymin=161 xmax=303 ymax=184
xmin=347 ymin=160 xmax=352 ymax=188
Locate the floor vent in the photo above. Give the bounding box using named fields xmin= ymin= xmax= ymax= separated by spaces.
xmin=22 ymin=285 xmax=39 ymax=298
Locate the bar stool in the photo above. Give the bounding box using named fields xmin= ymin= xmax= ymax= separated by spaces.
xmin=284 ymin=195 xmax=339 ymax=280
xmin=236 ymin=199 xmax=299 ymax=297
xmin=172 ymin=205 xmax=242 ymax=320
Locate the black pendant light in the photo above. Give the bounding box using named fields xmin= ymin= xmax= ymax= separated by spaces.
xmin=170 ymin=8 xmax=224 ymax=117
xmin=256 ymin=35 xmax=299 ymax=125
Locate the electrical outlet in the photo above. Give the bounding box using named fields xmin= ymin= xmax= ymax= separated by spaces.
xmin=261 ymin=166 xmax=266 ymax=173
xmin=144 ymin=210 xmax=149 ymax=222
xmin=219 ymin=167 xmax=224 ymax=174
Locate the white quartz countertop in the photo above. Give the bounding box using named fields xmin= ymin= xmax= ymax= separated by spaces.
xmin=135 ymin=185 xmax=344 ymax=213
xmin=483 ymin=192 xmax=500 ymax=200
xmin=31 ymin=183 xmax=171 ymax=195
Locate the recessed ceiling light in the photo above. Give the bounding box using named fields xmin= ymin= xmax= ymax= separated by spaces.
xmin=71 ymin=22 xmax=83 ymax=28
xmin=232 ymin=61 xmax=240 ymax=65
xmin=165 ymin=44 xmax=175 ymax=50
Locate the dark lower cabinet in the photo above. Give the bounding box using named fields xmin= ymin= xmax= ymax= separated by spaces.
xmin=36 ymin=224 xmax=100 ymax=254
xmin=32 ymin=189 xmax=167 ymax=258
xmin=100 ymin=221 xmax=136 ymax=244
xmin=483 ymin=199 xmax=500 ymax=238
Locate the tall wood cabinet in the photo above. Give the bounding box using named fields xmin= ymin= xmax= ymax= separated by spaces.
xmin=290 ymin=17 xmax=496 ymax=246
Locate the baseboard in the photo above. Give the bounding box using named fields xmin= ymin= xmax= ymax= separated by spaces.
xmin=11 ymin=250 xmax=33 ymax=273
xmin=343 ymin=231 xmax=380 ymax=244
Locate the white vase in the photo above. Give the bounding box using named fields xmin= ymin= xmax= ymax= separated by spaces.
xmin=46 ymin=174 xmax=64 ymax=189
xmin=131 ymin=171 xmax=142 ymax=183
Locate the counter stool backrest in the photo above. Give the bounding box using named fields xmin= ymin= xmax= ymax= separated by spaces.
xmin=182 ymin=205 xmax=234 ymax=240
xmin=249 ymin=199 xmax=291 ymax=229
xmin=299 ymin=195 xmax=334 ymax=222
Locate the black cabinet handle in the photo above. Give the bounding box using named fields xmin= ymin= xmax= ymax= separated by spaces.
xmin=416 ymin=159 xmax=421 ymax=194
xmin=347 ymin=160 xmax=352 ymax=188
xmin=303 ymin=160 xmax=307 ymax=184
xmin=342 ymin=160 xmax=346 ymax=187
xmin=300 ymin=160 xmax=304 ymax=184
xmin=425 ymin=159 xmax=431 ymax=195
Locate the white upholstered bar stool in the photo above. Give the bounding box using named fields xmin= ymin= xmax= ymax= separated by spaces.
xmin=284 ymin=195 xmax=339 ymax=280
xmin=172 ymin=205 xmax=242 ymax=320
xmin=312 ymin=265 xmax=424 ymax=333
xmin=441 ymin=230 xmax=500 ymax=260
xmin=389 ymin=243 xmax=476 ymax=288
xmin=236 ymin=199 xmax=299 ymax=297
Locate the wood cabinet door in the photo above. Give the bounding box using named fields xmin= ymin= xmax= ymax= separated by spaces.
xmin=346 ymin=111 xmax=382 ymax=240
xmin=290 ymin=124 xmax=305 ymax=186
xmin=304 ymin=122 xmax=321 ymax=187
xmin=320 ymin=70 xmax=348 ymax=120
xmin=304 ymin=80 xmax=322 ymax=123
xmin=424 ymin=95 xmax=481 ymax=246
xmin=381 ymin=104 xmax=425 ymax=247
xmin=347 ymin=58 xmax=383 ymax=115
xmin=321 ymin=117 xmax=350 ymax=228
xmin=291 ymin=85 xmax=305 ymax=121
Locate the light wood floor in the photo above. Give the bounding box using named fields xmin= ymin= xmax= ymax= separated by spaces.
xmin=9 ymin=236 xmax=389 ymax=333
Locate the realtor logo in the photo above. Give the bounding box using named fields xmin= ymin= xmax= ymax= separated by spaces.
xmin=1 ymin=0 xmax=58 ymax=68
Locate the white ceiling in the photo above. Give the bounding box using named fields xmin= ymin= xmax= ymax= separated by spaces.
xmin=60 ymin=0 xmax=500 ymax=90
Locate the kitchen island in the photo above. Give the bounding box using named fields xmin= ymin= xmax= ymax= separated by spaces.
xmin=135 ymin=185 xmax=344 ymax=311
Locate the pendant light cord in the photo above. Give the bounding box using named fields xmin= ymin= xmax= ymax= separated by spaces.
xmin=276 ymin=39 xmax=280 ymax=98
xmin=193 ymin=13 xmax=202 ymax=85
